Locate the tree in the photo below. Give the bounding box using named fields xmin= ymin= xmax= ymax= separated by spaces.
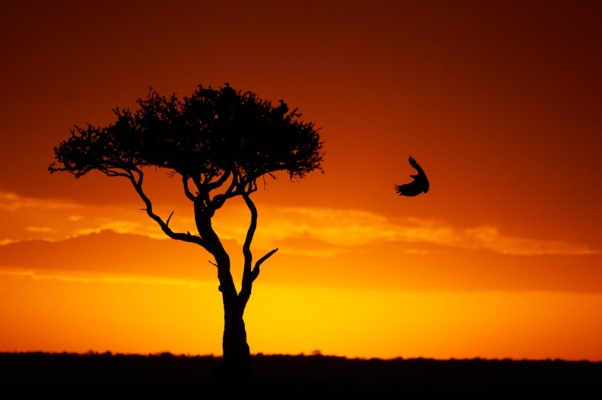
xmin=49 ymin=83 xmax=324 ymax=385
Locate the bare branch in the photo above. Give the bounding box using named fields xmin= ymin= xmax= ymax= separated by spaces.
xmin=256 ymin=248 xmax=279 ymax=266
xmin=248 ymin=179 xmax=258 ymax=194
xmin=166 ymin=211 xmax=174 ymax=227
xmin=250 ymin=248 xmax=278 ymax=282
xmin=191 ymin=174 xmax=213 ymax=209
xmin=182 ymin=175 xmax=196 ymax=201
xmin=241 ymin=191 xmax=258 ymax=277
xmin=237 ymin=191 xmax=279 ymax=311
xmin=207 ymin=170 xmax=231 ymax=191
xmin=100 ymin=168 xmax=131 ymax=178
xmin=190 ymin=174 xmax=203 ymax=195
xmin=210 ymin=170 xmax=237 ymax=207
xmin=126 ymin=169 xmax=205 ymax=248
xmin=239 ymin=246 xmax=278 ymax=311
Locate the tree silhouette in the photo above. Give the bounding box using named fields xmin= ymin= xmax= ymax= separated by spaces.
xmin=49 ymin=83 xmax=324 ymax=385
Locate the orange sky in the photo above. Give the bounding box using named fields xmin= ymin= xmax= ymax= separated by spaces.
xmin=1 ymin=1 xmax=602 ymax=361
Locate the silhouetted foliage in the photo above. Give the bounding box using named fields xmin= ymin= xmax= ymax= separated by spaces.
xmin=49 ymin=83 xmax=324 ymax=385
xmin=50 ymin=83 xmax=322 ymax=183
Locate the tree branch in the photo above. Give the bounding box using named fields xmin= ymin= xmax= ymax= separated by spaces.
xmin=166 ymin=211 xmax=175 ymax=227
xmin=207 ymin=169 xmax=231 ymax=191
xmin=210 ymin=169 xmax=242 ymax=210
xmin=241 ymin=191 xmax=258 ymax=277
xmin=182 ymin=175 xmax=196 ymax=201
xmin=100 ymin=167 xmax=132 ymax=179
xmin=250 ymin=248 xmax=278 ymax=282
xmin=126 ymin=168 xmax=205 ymax=247
xmin=238 ymin=191 xmax=278 ymax=310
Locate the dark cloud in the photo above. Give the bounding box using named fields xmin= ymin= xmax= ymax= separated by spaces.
xmin=0 ymin=230 xmax=219 ymax=281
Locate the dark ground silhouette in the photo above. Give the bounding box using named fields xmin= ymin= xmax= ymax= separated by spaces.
xmin=1 ymin=352 xmax=601 ymax=398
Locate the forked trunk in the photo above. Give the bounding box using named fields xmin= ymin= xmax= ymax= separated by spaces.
xmin=195 ymin=194 xmax=275 ymax=388
xmin=213 ymin=255 xmax=253 ymax=387
xmin=194 ymin=211 xmax=252 ymax=384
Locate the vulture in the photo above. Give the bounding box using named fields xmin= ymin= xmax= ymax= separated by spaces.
xmin=395 ymin=156 xmax=429 ymax=197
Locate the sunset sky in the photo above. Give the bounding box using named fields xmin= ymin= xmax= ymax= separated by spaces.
xmin=1 ymin=1 xmax=601 ymax=361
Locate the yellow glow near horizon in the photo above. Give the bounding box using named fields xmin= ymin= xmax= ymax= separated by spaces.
xmin=2 ymin=269 xmax=601 ymax=361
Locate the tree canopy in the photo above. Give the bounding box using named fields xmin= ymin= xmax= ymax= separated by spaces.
xmin=50 ymin=83 xmax=323 ymax=190
xmin=50 ymin=83 xmax=323 ymax=249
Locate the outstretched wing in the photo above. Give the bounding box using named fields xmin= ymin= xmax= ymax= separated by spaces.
xmin=395 ymin=181 xmax=423 ymax=196
xmin=408 ymin=156 xmax=424 ymax=175
xmin=395 ymin=156 xmax=430 ymax=197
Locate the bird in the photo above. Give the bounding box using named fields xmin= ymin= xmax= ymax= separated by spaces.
xmin=395 ymin=156 xmax=429 ymax=197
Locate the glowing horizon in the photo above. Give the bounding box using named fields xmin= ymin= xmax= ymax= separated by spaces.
xmin=3 ymin=267 xmax=601 ymax=361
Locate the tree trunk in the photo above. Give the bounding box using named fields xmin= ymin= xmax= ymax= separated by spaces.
xmin=194 ymin=198 xmax=266 ymax=388
xmin=222 ymin=304 xmax=252 ymax=385
xmin=210 ymin=251 xmax=253 ymax=387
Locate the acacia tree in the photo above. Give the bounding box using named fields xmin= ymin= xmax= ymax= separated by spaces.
xmin=49 ymin=83 xmax=323 ymax=383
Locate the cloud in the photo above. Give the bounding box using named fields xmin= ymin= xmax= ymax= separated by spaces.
xmin=463 ymin=226 xmax=595 ymax=256
xmin=0 ymin=267 xmax=211 ymax=289
xmin=0 ymin=192 xmax=79 ymax=212
xmin=0 ymin=230 xmax=219 ymax=281
xmin=0 ymin=191 xmax=595 ymax=258
xmin=239 ymin=207 xmax=598 ymax=257
xmin=25 ymin=226 xmax=57 ymax=233
xmin=70 ymin=218 xmax=167 ymax=241
xmin=0 ymin=191 xmax=163 ymax=245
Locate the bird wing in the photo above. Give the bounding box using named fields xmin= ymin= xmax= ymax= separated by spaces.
xmin=395 ymin=182 xmax=422 ymax=197
xmin=408 ymin=156 xmax=424 ymax=175
xmin=395 ymin=156 xmax=429 ymax=197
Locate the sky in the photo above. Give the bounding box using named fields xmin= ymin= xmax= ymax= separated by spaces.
xmin=1 ymin=0 xmax=601 ymax=361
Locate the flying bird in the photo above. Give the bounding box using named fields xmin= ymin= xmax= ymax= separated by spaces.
xmin=395 ymin=156 xmax=430 ymax=197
